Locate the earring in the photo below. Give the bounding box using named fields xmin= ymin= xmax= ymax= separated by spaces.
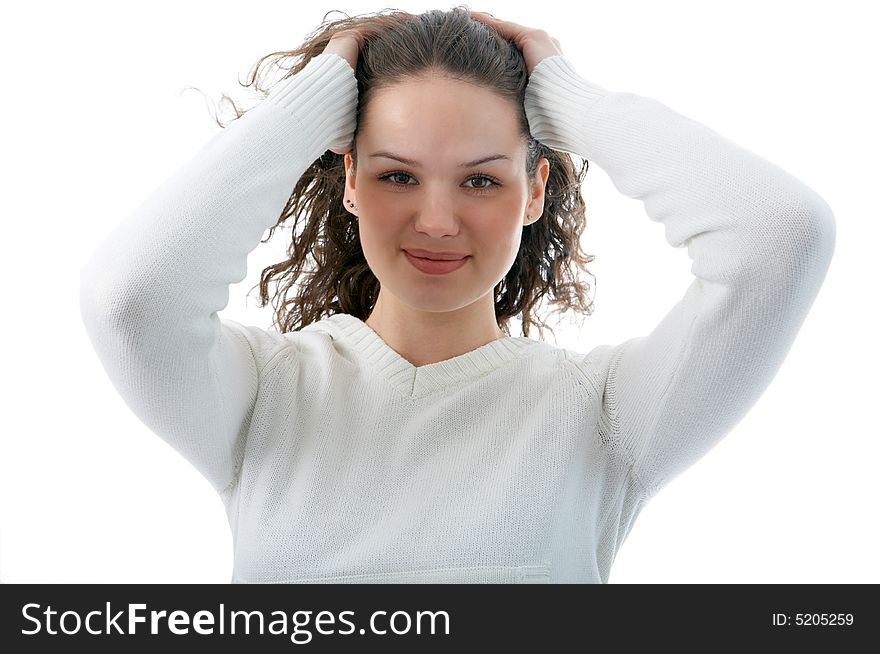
xmin=347 ymin=199 xmax=358 ymax=217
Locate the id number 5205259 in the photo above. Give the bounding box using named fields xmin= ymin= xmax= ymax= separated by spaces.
xmin=770 ymin=613 xmax=854 ymax=627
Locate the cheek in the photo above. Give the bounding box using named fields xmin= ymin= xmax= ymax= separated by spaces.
xmin=355 ymin=187 xmax=523 ymax=252
xmin=356 ymin=185 xmax=412 ymax=229
xmin=477 ymin=213 xmax=524 ymax=254
xmin=356 ymin=216 xmax=407 ymax=273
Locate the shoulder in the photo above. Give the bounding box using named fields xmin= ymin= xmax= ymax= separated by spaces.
xmin=220 ymin=318 xmax=299 ymax=374
xmin=554 ymin=339 xmax=638 ymax=402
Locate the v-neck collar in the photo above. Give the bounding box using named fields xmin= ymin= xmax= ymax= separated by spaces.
xmin=300 ymin=313 xmax=545 ymax=399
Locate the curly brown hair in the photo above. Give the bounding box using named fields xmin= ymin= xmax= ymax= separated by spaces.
xmin=201 ymin=5 xmax=595 ymax=341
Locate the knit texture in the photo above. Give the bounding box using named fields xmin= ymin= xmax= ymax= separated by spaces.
xmin=79 ymin=52 xmax=836 ymax=583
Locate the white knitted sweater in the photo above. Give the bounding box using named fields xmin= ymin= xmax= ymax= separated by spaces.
xmin=79 ymin=52 xmax=836 ymax=583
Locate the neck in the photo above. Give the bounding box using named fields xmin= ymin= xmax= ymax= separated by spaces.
xmin=364 ymin=295 xmax=507 ymax=367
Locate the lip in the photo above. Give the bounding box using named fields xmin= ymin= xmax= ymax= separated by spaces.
xmin=404 ymin=250 xmax=470 ymax=275
xmin=403 ymin=248 xmax=469 ymax=261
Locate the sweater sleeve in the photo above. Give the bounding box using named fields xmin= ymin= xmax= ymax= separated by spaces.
xmin=524 ymin=56 xmax=836 ymax=498
xmin=78 ymin=53 xmax=358 ymax=495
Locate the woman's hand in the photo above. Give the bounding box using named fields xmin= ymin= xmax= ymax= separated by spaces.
xmin=322 ymin=29 xmax=366 ymax=76
xmin=468 ymin=10 xmax=564 ymax=76
xmin=322 ymin=27 xmax=379 ymax=155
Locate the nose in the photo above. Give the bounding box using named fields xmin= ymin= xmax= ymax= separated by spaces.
xmin=412 ymin=196 xmax=462 ymax=237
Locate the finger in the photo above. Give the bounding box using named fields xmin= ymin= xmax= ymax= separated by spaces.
xmin=474 ymin=16 xmax=520 ymax=41
xmin=469 ymin=12 xmax=530 ymax=41
xmin=469 ymin=10 xmax=509 ymax=26
xmin=468 ymin=11 xmax=497 ymax=27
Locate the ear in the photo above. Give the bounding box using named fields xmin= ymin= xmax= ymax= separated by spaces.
xmin=343 ymin=153 xmax=357 ymax=203
xmin=526 ymin=157 xmax=550 ymax=225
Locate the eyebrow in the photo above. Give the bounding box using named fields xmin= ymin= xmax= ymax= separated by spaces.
xmin=368 ymin=151 xmax=512 ymax=168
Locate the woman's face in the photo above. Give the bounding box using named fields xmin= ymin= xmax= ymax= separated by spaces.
xmin=343 ymin=76 xmax=549 ymax=316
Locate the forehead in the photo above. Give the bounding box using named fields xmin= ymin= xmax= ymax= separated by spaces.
xmin=359 ymin=77 xmax=522 ymax=163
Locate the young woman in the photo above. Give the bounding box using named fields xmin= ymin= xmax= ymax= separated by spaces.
xmin=79 ymin=8 xmax=835 ymax=583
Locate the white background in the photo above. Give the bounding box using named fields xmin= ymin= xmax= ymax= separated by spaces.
xmin=1 ymin=0 xmax=876 ymax=584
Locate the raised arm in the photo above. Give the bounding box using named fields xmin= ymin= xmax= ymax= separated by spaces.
xmin=79 ymin=53 xmax=358 ymax=495
xmin=525 ymin=55 xmax=836 ymax=498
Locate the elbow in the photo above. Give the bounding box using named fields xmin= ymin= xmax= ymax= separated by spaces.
xmin=79 ymin=257 xmax=145 ymax=335
xmin=745 ymin=195 xmax=836 ymax=289
xmin=798 ymin=198 xmax=837 ymax=273
xmin=773 ymin=191 xmax=837 ymax=273
xmin=780 ymin=199 xmax=837 ymax=293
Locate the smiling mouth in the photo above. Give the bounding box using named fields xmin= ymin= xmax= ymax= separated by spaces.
xmin=403 ymin=249 xmax=469 ymax=261
xmin=415 ymin=254 xmax=460 ymax=261
xmin=403 ymin=250 xmax=470 ymax=275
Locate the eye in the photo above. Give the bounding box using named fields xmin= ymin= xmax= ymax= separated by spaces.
xmin=463 ymin=175 xmax=499 ymax=193
xmin=380 ymin=171 xmax=416 ymax=187
xmin=377 ymin=171 xmax=502 ymax=195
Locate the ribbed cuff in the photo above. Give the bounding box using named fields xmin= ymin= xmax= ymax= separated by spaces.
xmin=524 ymin=55 xmax=611 ymax=158
xmin=262 ymin=52 xmax=358 ymax=158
